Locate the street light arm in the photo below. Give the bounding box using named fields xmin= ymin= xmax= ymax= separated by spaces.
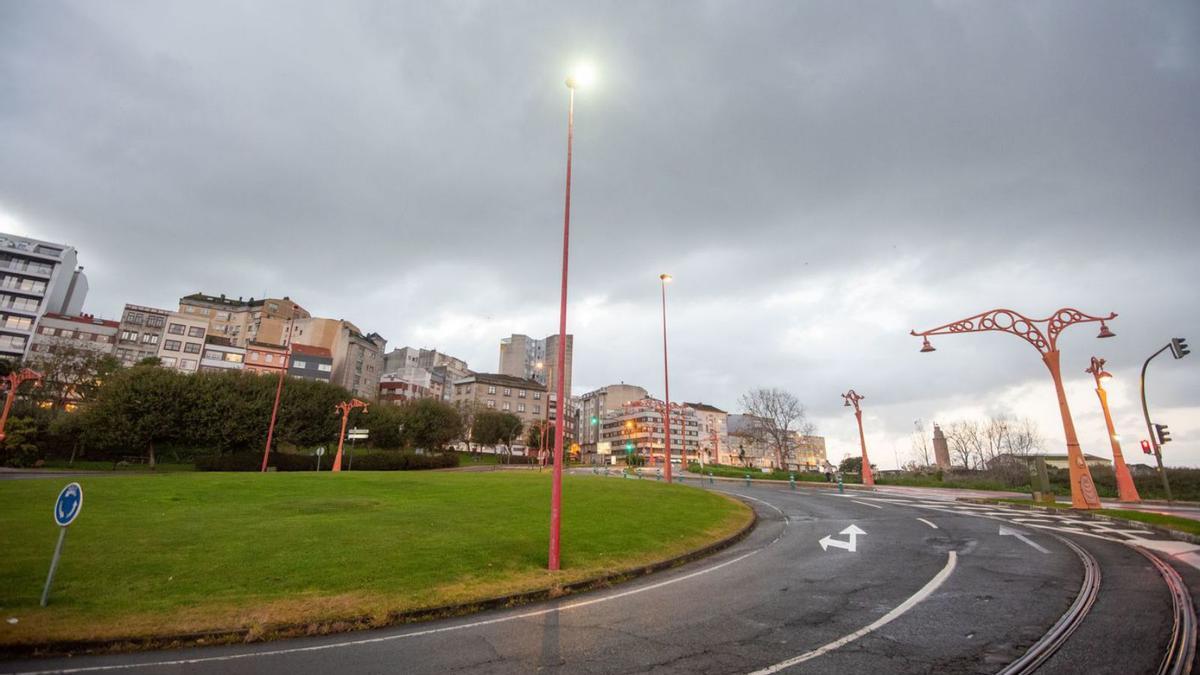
xmin=911 ymin=307 xmax=1116 ymax=354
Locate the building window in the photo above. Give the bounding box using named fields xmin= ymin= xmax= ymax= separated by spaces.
xmin=503 ymin=388 xmax=511 ymax=396
xmin=518 ymin=390 xmax=526 ymax=398
xmin=146 ymin=315 xmax=165 ymax=328
xmin=179 ymin=359 xmax=196 ymax=370
xmin=187 ymin=326 xmax=205 ymax=338
xmin=184 ymin=343 xmax=201 ymax=354
xmin=487 ymin=385 xmax=496 ymax=394
xmin=160 ymin=356 xmax=177 ymax=367
xmin=293 ymin=360 xmax=307 ymax=369
xmin=265 ymin=354 xmax=274 ymax=363
xmin=163 ymin=340 xmax=181 ymax=352
xmin=142 ymin=334 xmax=159 ymax=345
xmin=3 ymin=316 xmax=32 ymax=330
xmin=250 ymin=352 xmax=259 ymax=361
xmin=121 ymin=330 xmax=137 ymax=342
xmin=167 ymin=323 xmax=185 ymax=335
xmin=224 ymin=353 xmax=244 ymax=363
xmin=486 ymin=400 xmax=496 ymax=409
xmin=11 ymin=296 xmax=38 ymax=311
xmin=517 ymin=403 xmax=526 ymax=412
xmin=124 ymin=312 xmax=145 ymax=325
xmin=502 ymin=402 xmax=511 ymax=410
xmin=533 ymin=404 xmax=541 ymax=414
xmin=534 ymin=392 xmax=542 ymax=400
xmin=318 ymin=363 xmax=331 ymax=372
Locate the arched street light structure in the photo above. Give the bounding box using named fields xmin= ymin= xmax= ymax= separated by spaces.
xmin=841 ymin=390 xmax=874 ymax=487
xmin=0 ymin=367 xmax=43 ymax=443
xmin=548 ymin=64 xmax=593 ymax=571
xmin=660 ymin=273 xmax=673 ymax=483
xmin=332 ymin=398 xmax=368 ymax=472
xmin=911 ymin=307 xmax=1116 ymax=509
xmin=1085 ymin=357 xmax=1139 ymax=503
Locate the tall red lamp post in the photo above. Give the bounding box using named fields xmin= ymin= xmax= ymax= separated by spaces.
xmin=332 ymin=398 xmax=369 ymax=472
xmin=912 ymin=307 xmax=1116 ymax=509
xmin=659 ymin=273 xmax=673 ymax=483
xmin=0 ymin=367 xmax=43 ymax=443
xmin=261 ymin=346 xmax=292 ymax=472
xmin=548 ymin=65 xmax=592 ymax=571
xmin=841 ymin=390 xmax=874 ymax=487
xmin=1086 ymin=356 xmax=1140 ymax=503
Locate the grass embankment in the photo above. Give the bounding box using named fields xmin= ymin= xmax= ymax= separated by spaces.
xmin=992 ymin=498 xmax=1200 ymax=537
xmin=0 ymin=472 xmax=749 ymax=647
xmin=687 ymin=463 xmax=833 ymax=482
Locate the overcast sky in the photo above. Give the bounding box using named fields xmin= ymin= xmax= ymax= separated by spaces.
xmin=2 ymin=1 xmax=1197 ymax=468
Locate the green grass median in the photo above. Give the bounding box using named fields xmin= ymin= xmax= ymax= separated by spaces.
xmin=0 ymin=471 xmax=750 ymax=647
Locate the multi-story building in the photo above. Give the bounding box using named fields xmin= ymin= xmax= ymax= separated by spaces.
xmin=725 ymin=414 xmax=827 ymax=471
xmin=244 ymin=341 xmax=289 ymax=376
xmin=498 ymin=333 xmax=573 ymax=397
xmin=155 ymin=313 xmax=209 ymax=374
xmin=290 ymin=318 xmax=386 ymax=399
xmin=198 ymin=337 xmax=246 ymax=373
xmin=28 ymin=313 xmax=118 ymax=359
xmin=451 ymin=372 xmax=548 ymax=434
xmin=576 ymin=384 xmax=650 ymax=454
xmin=114 ymin=304 xmax=171 ymax=366
xmin=792 ymin=434 xmax=829 ymax=471
xmin=288 ymin=344 xmax=333 ymax=382
xmin=596 ymin=399 xmax=700 ymax=465
xmin=0 ymin=233 xmax=89 ymax=359
xmin=178 ymin=293 xmax=310 ymax=347
xmin=379 ymin=373 xmax=434 ymax=405
xmin=684 ymin=402 xmax=729 ymax=464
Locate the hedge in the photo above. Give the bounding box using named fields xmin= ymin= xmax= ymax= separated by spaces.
xmin=195 ymin=451 xmax=457 ymax=472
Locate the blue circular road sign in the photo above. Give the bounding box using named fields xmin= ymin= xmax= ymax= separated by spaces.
xmin=53 ymin=482 xmax=83 ymax=527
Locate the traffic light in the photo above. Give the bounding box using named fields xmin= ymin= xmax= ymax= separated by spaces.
xmin=1155 ymin=424 xmax=1172 ymax=446
xmin=625 ymin=441 xmax=633 ymax=453
xmin=1170 ymin=337 xmax=1191 ymax=360
xmin=590 ymin=416 xmax=599 ymax=426
xmin=1141 ymin=439 xmax=1153 ymax=455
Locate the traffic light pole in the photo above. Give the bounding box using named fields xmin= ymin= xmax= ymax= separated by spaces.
xmin=1140 ymin=343 xmax=1174 ymax=503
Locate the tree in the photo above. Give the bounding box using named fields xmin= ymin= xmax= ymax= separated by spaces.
xmin=738 ymin=388 xmax=814 ymax=469
xmin=0 ymin=417 xmax=40 ymax=467
xmin=81 ymin=365 xmax=187 ymax=467
xmin=363 ymin=403 xmax=406 ymax=449
xmin=910 ymin=419 xmax=932 ymax=467
xmin=455 ymin=401 xmax=485 ymax=454
xmin=839 ymin=456 xmax=862 ymax=474
xmin=135 ymin=356 xmax=162 ymax=367
xmin=26 ymin=343 xmax=122 ymax=412
xmin=472 ymin=411 xmax=523 ymax=461
xmin=398 ymin=399 xmax=462 ymax=452
xmin=945 ymin=420 xmax=982 ymax=469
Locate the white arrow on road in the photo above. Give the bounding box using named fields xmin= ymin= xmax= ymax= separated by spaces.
xmin=999 ymin=525 xmax=1050 ymax=553
xmin=820 ymin=524 xmax=867 ymax=552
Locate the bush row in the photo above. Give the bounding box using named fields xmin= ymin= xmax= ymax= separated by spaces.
xmin=195 ymin=451 xmax=458 ymax=472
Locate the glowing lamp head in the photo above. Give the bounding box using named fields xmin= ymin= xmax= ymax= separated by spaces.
xmin=565 ymin=63 xmax=596 ymax=89
xmin=1097 ymin=322 xmax=1115 ymax=339
xmin=660 ymin=273 xmax=673 ymax=283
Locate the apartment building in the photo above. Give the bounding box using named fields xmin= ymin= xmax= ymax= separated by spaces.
xmin=576 ymin=384 xmax=650 ymax=454
xmin=290 ymin=317 xmax=385 ymax=398
xmin=288 ymin=344 xmax=332 ymax=382
xmin=178 ymin=293 xmax=310 ymax=347
xmin=28 ymin=313 xmax=118 ymax=359
xmin=155 ymin=313 xmax=209 ymax=374
xmin=114 ymin=304 xmax=172 ymax=366
xmin=684 ymin=402 xmax=729 ymax=464
xmin=244 ymin=341 xmax=288 ymax=376
xmin=199 ymin=337 xmax=246 ymax=373
xmin=498 ymin=333 xmax=573 ymax=398
xmin=596 ymin=399 xmax=700 ymax=465
xmin=0 ymin=233 xmax=89 ymax=359
xmin=379 ymin=373 xmax=434 ymax=404
xmin=725 ymin=414 xmax=828 ymax=471
xmin=451 ymin=373 xmax=548 ymax=432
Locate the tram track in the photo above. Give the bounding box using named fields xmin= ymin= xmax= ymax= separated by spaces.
xmin=1136 ymin=546 xmax=1197 ymax=675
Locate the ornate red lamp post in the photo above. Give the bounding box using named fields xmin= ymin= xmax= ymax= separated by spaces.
xmin=261 ymin=346 xmax=292 ymax=472
xmin=841 ymin=390 xmax=874 ymax=487
xmin=0 ymin=367 xmax=43 ymax=443
xmin=332 ymin=398 xmax=369 ymax=472
xmin=912 ymin=307 xmax=1116 ymax=509
xmin=1086 ymin=357 xmax=1140 ymax=503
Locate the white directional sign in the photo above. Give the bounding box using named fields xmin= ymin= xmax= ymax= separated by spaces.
xmin=820 ymin=524 xmax=866 ymax=552
xmin=999 ymin=525 xmax=1049 ymax=553
xmin=346 ymin=428 xmax=369 ymax=440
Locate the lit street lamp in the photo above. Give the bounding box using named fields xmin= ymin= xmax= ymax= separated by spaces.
xmin=841 ymin=390 xmax=874 ymax=487
xmin=1085 ymin=357 xmax=1140 ymax=503
xmin=660 ymin=273 xmax=673 ymax=483
xmin=0 ymin=367 xmax=43 ymax=443
xmin=912 ymin=307 xmax=1116 ymax=509
xmin=548 ymin=64 xmax=593 ymax=571
xmin=332 ymin=398 xmax=369 ymax=472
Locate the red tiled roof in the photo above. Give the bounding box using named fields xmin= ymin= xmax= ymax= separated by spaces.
xmin=290 ymin=343 xmax=331 ymax=358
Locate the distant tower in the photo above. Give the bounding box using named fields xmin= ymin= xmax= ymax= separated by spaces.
xmin=932 ymin=424 xmax=951 ymax=469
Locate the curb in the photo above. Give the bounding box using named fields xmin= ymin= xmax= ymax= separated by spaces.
xmin=2 ymin=495 xmax=757 ymax=659
xmin=675 ymin=472 xmax=873 ymax=491
xmin=960 ymin=498 xmax=1200 ymax=546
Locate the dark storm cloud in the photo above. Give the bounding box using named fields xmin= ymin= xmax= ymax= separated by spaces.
xmin=1 ymin=1 xmax=1197 ymax=463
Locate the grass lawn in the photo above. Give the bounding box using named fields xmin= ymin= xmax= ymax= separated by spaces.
xmin=0 ymin=471 xmax=749 ymax=647
xmin=992 ymin=498 xmax=1200 ymax=537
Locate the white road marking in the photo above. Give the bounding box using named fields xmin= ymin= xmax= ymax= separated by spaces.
xmin=850 ymin=500 xmax=882 ymax=509
xmin=998 ymin=525 xmax=1050 ymax=553
xmin=916 ymin=518 xmax=938 ymax=530
xmin=8 ymin=497 xmax=791 ymax=675
xmin=746 ymin=551 xmax=958 ymax=674
xmin=819 ymin=525 xmax=867 ymax=552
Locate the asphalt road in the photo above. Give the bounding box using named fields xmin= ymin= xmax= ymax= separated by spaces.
xmin=4 ymin=477 xmax=1197 ymax=674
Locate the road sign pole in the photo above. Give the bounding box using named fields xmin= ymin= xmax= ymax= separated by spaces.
xmin=40 ymin=526 xmax=67 ymax=607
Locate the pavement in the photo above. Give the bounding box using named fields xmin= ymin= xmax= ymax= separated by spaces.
xmin=4 ymin=475 xmax=1197 ymax=674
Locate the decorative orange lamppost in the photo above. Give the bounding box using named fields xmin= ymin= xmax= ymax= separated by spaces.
xmin=261 ymin=345 xmax=292 ymax=472
xmin=841 ymin=390 xmax=874 ymax=487
xmin=1086 ymin=357 xmax=1140 ymax=503
xmin=912 ymin=307 xmax=1116 ymax=509
xmin=0 ymin=367 xmax=43 ymax=442
xmin=332 ymin=398 xmax=369 ymax=472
